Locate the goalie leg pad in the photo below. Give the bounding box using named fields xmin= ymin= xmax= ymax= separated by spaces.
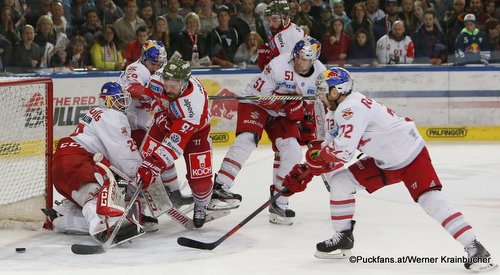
xmin=96 ymin=172 xmax=126 ymax=217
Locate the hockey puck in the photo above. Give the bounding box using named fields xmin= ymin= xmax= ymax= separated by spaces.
xmin=15 ymin=248 xmax=26 ymax=253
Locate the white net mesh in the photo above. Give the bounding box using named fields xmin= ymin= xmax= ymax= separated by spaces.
xmin=0 ymin=77 xmax=52 ymax=224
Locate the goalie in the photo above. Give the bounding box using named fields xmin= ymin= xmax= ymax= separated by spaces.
xmin=48 ymin=82 xmax=146 ymax=243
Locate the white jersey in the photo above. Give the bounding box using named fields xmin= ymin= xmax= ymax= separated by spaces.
xmin=376 ymin=35 xmax=415 ymax=64
xmin=269 ymin=22 xmax=304 ymax=56
xmin=324 ymin=92 xmax=424 ymax=170
xmin=244 ymin=53 xmax=326 ymax=116
xmin=117 ymin=60 xmax=155 ymax=131
xmin=71 ymin=107 xmax=142 ymax=178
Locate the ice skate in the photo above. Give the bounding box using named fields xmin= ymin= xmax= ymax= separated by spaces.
xmin=268 ymin=202 xmax=295 ymax=225
xmin=193 ymin=204 xmax=207 ymax=228
xmin=141 ymin=214 xmax=158 ymax=233
xmin=464 ymin=239 xmax=498 ymax=273
xmin=207 ymin=174 xmax=242 ymax=211
xmin=315 ymin=221 xmax=355 ymax=259
xmin=166 ymin=188 xmax=194 ymax=209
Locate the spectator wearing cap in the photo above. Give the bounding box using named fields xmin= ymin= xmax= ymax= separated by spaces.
xmin=207 ymin=5 xmax=240 ymax=67
xmin=455 ymin=13 xmax=490 ymax=65
xmin=331 ymin=0 xmax=351 ymax=27
xmin=311 ymin=4 xmax=333 ymax=40
xmin=198 ymin=0 xmax=219 ymax=37
xmin=373 ymin=0 xmax=401 ymax=41
xmin=413 ymin=9 xmax=447 ymax=65
xmin=485 ymin=18 xmax=499 ymax=62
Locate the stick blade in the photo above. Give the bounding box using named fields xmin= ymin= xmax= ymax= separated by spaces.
xmin=71 ymin=244 xmax=106 ymax=255
xmin=177 ymin=237 xmax=217 ymax=250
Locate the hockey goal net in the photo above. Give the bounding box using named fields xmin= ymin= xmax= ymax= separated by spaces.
xmin=0 ymin=77 xmax=53 ymax=228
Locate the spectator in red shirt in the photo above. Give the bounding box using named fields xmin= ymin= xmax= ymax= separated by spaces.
xmin=320 ymin=18 xmax=350 ymax=65
xmin=122 ymin=26 xmax=148 ymax=67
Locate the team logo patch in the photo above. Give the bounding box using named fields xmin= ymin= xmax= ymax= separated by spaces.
xmin=342 ymin=108 xmax=354 ymax=120
xmin=189 ymin=150 xmax=212 ymax=179
xmin=170 ymin=133 xmax=181 ymax=144
xmin=170 ymin=101 xmax=182 ymax=118
xmin=149 ymin=82 xmax=163 ymax=94
xmin=264 ymin=65 xmax=272 ymax=75
xmin=250 ymin=111 xmax=260 ymax=120
xmin=121 ymin=127 xmax=128 ymax=136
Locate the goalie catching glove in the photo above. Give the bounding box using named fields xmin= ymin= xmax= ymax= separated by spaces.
xmin=282 ymin=164 xmax=313 ymax=196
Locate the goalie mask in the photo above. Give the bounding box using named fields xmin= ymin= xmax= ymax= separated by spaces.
xmin=99 ymin=82 xmax=131 ymax=112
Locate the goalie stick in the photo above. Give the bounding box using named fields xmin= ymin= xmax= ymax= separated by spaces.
xmin=71 ymin=180 xmax=145 ymax=255
xmin=177 ymin=187 xmax=288 ymax=250
xmin=103 ymin=159 xmax=230 ymax=230
xmin=208 ymin=95 xmax=315 ymax=101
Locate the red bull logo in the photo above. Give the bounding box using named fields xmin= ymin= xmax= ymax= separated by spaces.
xmin=210 ymin=88 xmax=238 ymax=120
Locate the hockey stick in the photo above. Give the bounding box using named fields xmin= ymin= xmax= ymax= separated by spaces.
xmin=177 ymin=187 xmax=287 ymax=250
xmin=71 ymin=180 xmax=145 ymax=255
xmin=208 ymin=95 xmax=316 ymax=101
xmin=106 ymin=162 xmax=229 ymax=229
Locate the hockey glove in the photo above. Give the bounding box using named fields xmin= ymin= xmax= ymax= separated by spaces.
xmin=137 ymin=156 xmax=164 ymax=189
xmin=283 ymin=99 xmax=304 ymax=121
xmin=282 ymin=164 xmax=313 ymax=196
xmin=305 ymin=142 xmax=332 ymax=176
xmin=257 ymin=43 xmax=274 ymax=70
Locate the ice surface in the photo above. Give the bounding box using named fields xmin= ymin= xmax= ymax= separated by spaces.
xmin=1 ymin=143 xmax=499 ymax=275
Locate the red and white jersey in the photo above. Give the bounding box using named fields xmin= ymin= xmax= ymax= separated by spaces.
xmin=268 ymin=22 xmax=304 ymax=57
xmin=376 ymin=35 xmax=415 ymax=64
xmin=117 ymin=60 xmax=155 ymax=131
xmin=144 ymin=75 xmax=210 ymax=163
xmin=244 ymin=53 xmax=326 ymax=116
xmin=70 ymin=107 xmax=142 ymax=178
xmin=324 ymin=92 xmax=424 ymax=170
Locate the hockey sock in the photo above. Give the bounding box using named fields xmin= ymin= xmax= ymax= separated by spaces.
xmin=217 ymin=132 xmax=256 ymax=188
xmin=418 ymin=190 xmax=476 ymax=246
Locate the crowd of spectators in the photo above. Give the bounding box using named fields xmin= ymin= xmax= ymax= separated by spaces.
xmin=0 ymin=0 xmax=498 ymax=73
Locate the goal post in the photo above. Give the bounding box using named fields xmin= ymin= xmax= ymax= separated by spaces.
xmin=0 ymin=77 xmax=53 ymax=228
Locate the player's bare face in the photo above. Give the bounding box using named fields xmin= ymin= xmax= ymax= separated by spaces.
xmin=267 ymin=15 xmax=282 ymax=30
xmin=319 ymin=87 xmax=340 ymax=111
xmin=163 ymin=79 xmax=183 ymax=100
xmin=294 ymin=57 xmax=313 ymax=75
xmin=145 ymin=60 xmax=162 ymax=74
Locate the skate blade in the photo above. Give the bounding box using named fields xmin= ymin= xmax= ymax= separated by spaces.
xmin=467 ymin=262 xmax=498 ymax=273
xmin=207 ymin=199 xmax=240 ymax=211
xmin=314 ymin=249 xmax=352 ymax=259
xmin=206 ymin=210 xmax=231 ymax=221
xmin=269 ymin=213 xmax=293 ymax=225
